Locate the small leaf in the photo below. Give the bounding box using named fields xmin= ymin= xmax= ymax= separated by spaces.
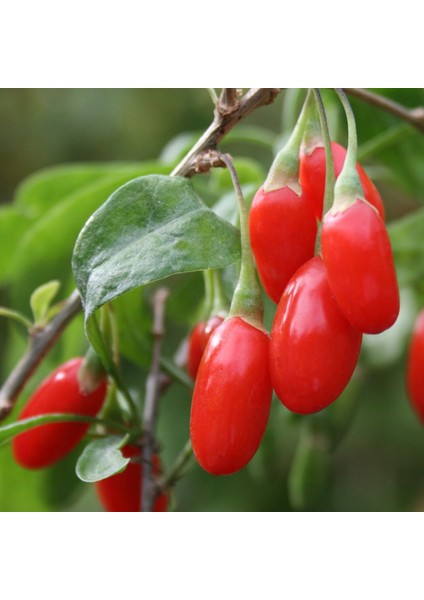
xmin=72 ymin=175 xmax=241 ymax=321
xmin=75 ymin=435 xmax=130 ymax=483
xmin=30 ymin=280 xmax=61 ymax=325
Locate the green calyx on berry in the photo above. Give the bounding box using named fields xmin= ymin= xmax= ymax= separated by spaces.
xmin=78 ymin=346 xmax=107 ymax=395
xmin=264 ymin=89 xmax=314 ymax=194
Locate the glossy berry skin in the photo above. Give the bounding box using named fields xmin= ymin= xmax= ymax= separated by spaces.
xmin=249 ymin=185 xmax=317 ymax=303
xmin=406 ymin=310 xmax=424 ymax=423
xmin=270 ymin=257 xmax=362 ymax=414
xmin=321 ymin=199 xmax=399 ymax=334
xmin=190 ymin=316 xmax=272 ymax=475
xmin=95 ymin=446 xmax=168 ymax=512
xmin=299 ymin=141 xmax=385 ymax=221
xmin=13 ymin=358 xmax=107 ymax=469
xmin=187 ymin=315 xmax=225 ymax=379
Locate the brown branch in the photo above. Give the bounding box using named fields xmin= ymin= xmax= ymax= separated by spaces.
xmin=171 ymin=87 xmax=281 ymax=177
xmin=0 ymin=290 xmax=82 ymax=421
xmin=141 ymin=287 xmax=169 ymax=512
xmin=345 ymin=88 xmax=424 ymax=134
xmin=217 ymin=88 xmax=241 ymax=116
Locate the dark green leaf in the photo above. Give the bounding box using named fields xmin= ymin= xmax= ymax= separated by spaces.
xmin=11 ymin=166 xmax=167 ymax=313
xmin=75 ymin=435 xmax=130 ymax=482
xmin=72 ymin=175 xmax=241 ymax=321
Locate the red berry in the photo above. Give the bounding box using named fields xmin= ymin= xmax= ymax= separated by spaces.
xmin=321 ymin=199 xmax=399 ymax=334
xmin=12 ymin=358 xmax=107 ymax=469
xmin=187 ymin=315 xmax=225 ymax=379
xmin=269 ymin=256 xmax=362 ymax=414
xmin=299 ymin=141 xmax=385 ymax=221
xmin=249 ymin=185 xmax=317 ymax=303
xmin=95 ymin=446 xmax=168 ymax=512
xmin=406 ymin=310 xmax=424 ymax=423
xmin=190 ymin=316 xmax=272 ymax=475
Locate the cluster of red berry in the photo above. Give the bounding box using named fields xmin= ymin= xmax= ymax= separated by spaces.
xmin=188 ymin=110 xmax=400 ymax=476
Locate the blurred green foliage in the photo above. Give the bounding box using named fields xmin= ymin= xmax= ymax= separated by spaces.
xmin=1 ymin=88 xmax=424 ymax=512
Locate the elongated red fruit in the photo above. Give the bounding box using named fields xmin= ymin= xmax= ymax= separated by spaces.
xmin=321 ymin=199 xmax=399 ymax=334
xmin=406 ymin=310 xmax=424 ymax=423
xmin=95 ymin=446 xmax=168 ymax=512
xmin=190 ymin=316 xmax=272 ymax=475
xmin=270 ymin=256 xmax=362 ymax=414
xmin=249 ymin=186 xmax=317 ymax=303
xmin=13 ymin=358 xmax=107 ymax=469
xmin=300 ymin=141 xmax=385 ymax=221
xmin=187 ymin=315 xmax=225 ymax=379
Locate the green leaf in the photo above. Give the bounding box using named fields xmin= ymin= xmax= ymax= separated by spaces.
xmin=11 ymin=165 xmax=167 ymax=313
xmin=0 ymin=207 xmax=32 ymax=284
xmin=75 ymin=435 xmax=130 ymax=482
xmin=72 ymin=175 xmax=241 ymax=321
xmin=389 ymin=207 xmax=424 ymax=286
xmin=15 ymin=162 xmax=150 ymax=219
xmin=30 ymin=280 xmax=61 ymax=325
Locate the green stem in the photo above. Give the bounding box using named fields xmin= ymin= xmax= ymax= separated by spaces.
xmin=265 ymin=89 xmax=314 ymax=192
xmin=219 ymin=153 xmax=263 ymax=328
xmin=0 ymin=413 xmax=134 ymax=445
xmin=313 ymin=89 xmax=335 ymax=218
xmin=159 ymin=439 xmax=194 ymax=491
xmin=210 ymin=269 xmax=229 ymax=316
xmin=160 ymin=355 xmax=194 ymax=390
xmin=202 ymin=269 xmax=214 ymax=317
xmin=334 ymin=88 xmax=363 ymax=203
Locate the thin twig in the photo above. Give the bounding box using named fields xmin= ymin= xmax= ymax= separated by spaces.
xmin=141 ymin=287 xmax=169 ymax=512
xmin=218 ymin=88 xmax=241 ymax=116
xmin=0 ymin=290 xmax=82 ymax=421
xmin=345 ymin=88 xmax=424 ymax=134
xmin=157 ymin=439 xmax=194 ymax=493
xmin=171 ymin=88 xmax=281 ymax=177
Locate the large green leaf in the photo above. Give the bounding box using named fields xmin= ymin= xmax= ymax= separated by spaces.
xmin=72 ymin=175 xmax=241 ymax=321
xmin=11 ymin=166 xmax=169 ymax=313
xmin=75 ymin=435 xmax=130 ymax=482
